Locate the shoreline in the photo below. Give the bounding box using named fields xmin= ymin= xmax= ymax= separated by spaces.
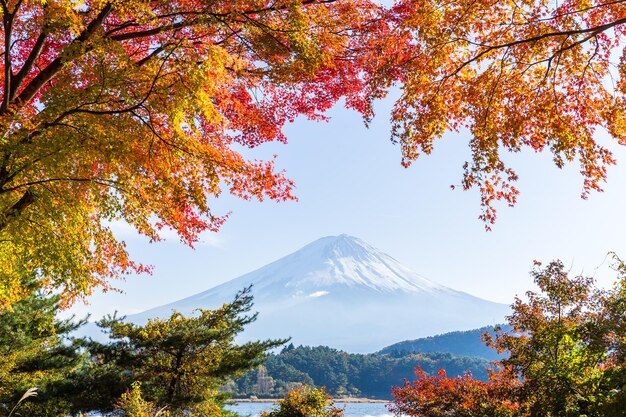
xmin=227 ymin=397 xmax=389 ymax=404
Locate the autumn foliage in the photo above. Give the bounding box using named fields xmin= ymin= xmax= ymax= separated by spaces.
xmin=390 ymin=258 xmax=626 ymax=417
xmin=0 ymin=0 xmax=387 ymax=308
xmin=3 ymin=0 xmax=626 ymax=308
xmin=380 ymin=0 xmax=626 ymax=225
xmin=391 ymin=367 xmax=521 ymax=417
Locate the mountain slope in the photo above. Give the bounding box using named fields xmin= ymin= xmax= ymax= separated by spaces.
xmin=232 ymin=345 xmax=492 ymax=399
xmin=129 ymin=235 xmax=510 ymax=352
xmin=379 ymin=325 xmax=512 ymax=360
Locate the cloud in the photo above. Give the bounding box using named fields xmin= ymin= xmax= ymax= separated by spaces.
xmin=308 ymin=291 xmax=329 ymax=298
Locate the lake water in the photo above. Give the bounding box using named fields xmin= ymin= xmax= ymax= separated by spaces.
xmin=226 ymin=402 xmax=395 ymax=417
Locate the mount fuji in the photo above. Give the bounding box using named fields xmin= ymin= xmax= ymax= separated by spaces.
xmin=128 ymin=235 xmax=509 ymax=352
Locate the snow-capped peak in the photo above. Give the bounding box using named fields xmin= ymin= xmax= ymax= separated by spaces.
xmin=191 ymin=234 xmax=446 ymax=300
xmin=124 ymin=234 xmax=509 ymax=353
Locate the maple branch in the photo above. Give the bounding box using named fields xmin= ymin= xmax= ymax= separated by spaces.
xmin=0 ymin=188 xmax=33 ymax=232
xmin=2 ymin=123 xmax=99 ymax=188
xmin=2 ymin=11 xmax=14 ymax=112
xmin=107 ymin=0 xmax=337 ymax=42
xmin=6 ymin=3 xmax=113 ymax=114
xmin=1 ymin=177 xmax=123 ymax=192
xmin=449 ymin=16 xmax=626 ymax=79
xmin=515 ymin=0 xmax=626 ymax=25
xmin=131 ymin=109 xmax=195 ymax=157
xmin=0 ymin=0 xmax=342 ymax=115
xmin=10 ymin=30 xmax=47 ymax=101
xmin=215 ymin=16 xmax=286 ymax=62
xmin=136 ymin=44 xmax=168 ymax=67
xmin=480 ymin=46 xmax=511 ymax=132
xmin=7 ymin=52 xmax=173 ymax=180
xmin=103 ymin=20 xmax=140 ymax=36
xmin=109 ymin=20 xmax=193 ymax=41
xmin=239 ymin=14 xmax=292 ymax=52
xmin=14 ymin=0 xmax=24 ymax=13
xmin=578 ymin=39 xmax=602 ymax=94
xmin=46 ymin=46 xmax=175 ymax=125
xmin=239 ymin=0 xmax=336 ymax=15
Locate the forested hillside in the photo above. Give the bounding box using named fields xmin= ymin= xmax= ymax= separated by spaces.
xmin=228 ymin=345 xmax=491 ymax=399
xmin=379 ymin=325 xmax=511 ymax=360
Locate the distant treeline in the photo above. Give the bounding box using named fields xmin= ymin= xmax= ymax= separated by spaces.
xmin=226 ymin=344 xmax=492 ymax=399
xmin=379 ymin=325 xmax=511 ymax=360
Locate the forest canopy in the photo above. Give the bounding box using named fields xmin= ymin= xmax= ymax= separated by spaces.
xmin=230 ymin=345 xmax=491 ymax=399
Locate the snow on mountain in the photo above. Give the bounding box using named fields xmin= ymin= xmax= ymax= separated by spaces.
xmin=127 ymin=235 xmax=509 ymax=353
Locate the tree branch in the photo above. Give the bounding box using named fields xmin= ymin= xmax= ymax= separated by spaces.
xmin=10 ymin=30 xmax=47 ymax=101
xmin=0 ymin=188 xmax=33 ymax=231
xmin=443 ymin=16 xmax=626 ymax=82
xmin=6 ymin=3 xmax=113 ymax=114
xmin=2 ymin=12 xmax=14 ymax=112
xmin=109 ymin=20 xmax=193 ymax=41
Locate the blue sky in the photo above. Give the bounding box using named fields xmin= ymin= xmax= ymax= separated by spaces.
xmin=67 ymin=95 xmax=626 ymax=319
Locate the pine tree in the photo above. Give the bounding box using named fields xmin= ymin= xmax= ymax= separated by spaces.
xmin=86 ymin=286 xmax=286 ymax=415
xmin=0 ymin=279 xmax=86 ymax=417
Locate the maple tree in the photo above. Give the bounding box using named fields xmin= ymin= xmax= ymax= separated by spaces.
xmin=0 ymin=0 xmax=386 ymax=308
xmin=381 ymin=0 xmax=626 ymax=225
xmin=483 ymin=260 xmax=612 ymax=416
xmin=390 ymin=259 xmax=626 ymax=417
xmin=390 ymin=367 xmax=522 ymax=417
xmin=4 ymin=0 xmax=625 ymax=309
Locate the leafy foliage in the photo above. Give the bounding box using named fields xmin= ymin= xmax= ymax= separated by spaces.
xmin=484 ymin=260 xmax=609 ymax=416
xmin=86 ymin=286 xmax=286 ymax=415
xmin=596 ymin=257 xmax=626 ymax=416
xmin=116 ymin=382 xmax=171 ymax=417
xmin=390 ymin=258 xmax=626 ymax=417
xmin=3 ymin=0 xmax=626 ymax=308
xmin=0 ymin=281 xmax=87 ymax=417
xmin=391 ymin=367 xmax=521 ymax=417
xmin=260 ymin=385 xmax=344 ymax=417
xmin=0 ymin=285 xmax=281 ymax=416
xmin=380 ymin=0 xmax=626 ymax=225
xmin=0 ymin=0 xmax=387 ymax=309
xmin=232 ymin=344 xmax=491 ymax=399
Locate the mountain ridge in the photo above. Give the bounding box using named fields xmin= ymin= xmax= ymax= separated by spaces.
xmin=379 ymin=325 xmax=513 ymax=361
xmin=128 ymin=235 xmax=510 ymax=352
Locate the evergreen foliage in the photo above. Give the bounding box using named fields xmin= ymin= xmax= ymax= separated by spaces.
xmin=232 ymin=345 xmax=491 ymax=399
xmin=0 ymin=286 xmax=283 ymax=416
xmin=379 ymin=325 xmax=511 ymax=360
xmin=0 ymin=280 xmax=87 ymax=416
xmin=84 ymin=286 xmax=286 ymax=415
